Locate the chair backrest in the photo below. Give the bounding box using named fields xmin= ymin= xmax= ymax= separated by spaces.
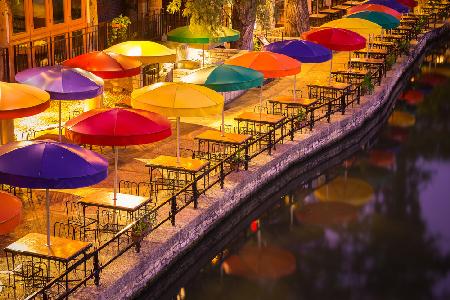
xmin=256 ymin=34 xmax=270 ymax=46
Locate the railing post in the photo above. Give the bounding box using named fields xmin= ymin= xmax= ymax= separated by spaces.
xmin=341 ymin=94 xmax=346 ymax=115
xmin=327 ymin=101 xmax=332 ymax=123
xmin=93 ymin=252 xmax=100 ymax=286
xmin=357 ymin=86 xmax=361 ymax=104
xmin=220 ymin=162 xmax=225 ymax=189
xmin=170 ymin=195 xmax=177 ymax=225
xmin=310 ymin=109 xmax=315 ymax=131
xmin=244 ymin=144 xmax=249 ymax=171
xmin=267 ymin=133 xmax=273 ymax=155
xmin=192 ymin=179 xmax=199 ymax=209
xmin=290 ymin=117 xmax=295 ymax=141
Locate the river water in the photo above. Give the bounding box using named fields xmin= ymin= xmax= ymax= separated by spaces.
xmin=147 ymin=40 xmax=450 ymax=300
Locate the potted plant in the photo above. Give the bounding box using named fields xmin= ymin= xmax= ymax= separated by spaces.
xmin=108 ymin=15 xmax=131 ymax=47
xmin=229 ymin=151 xmax=245 ymax=171
xmin=361 ymin=74 xmax=374 ymax=95
xmin=131 ymin=213 xmax=155 ymax=247
xmin=386 ymin=53 xmax=396 ymax=69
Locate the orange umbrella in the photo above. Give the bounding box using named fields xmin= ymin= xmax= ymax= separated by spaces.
xmin=225 ymin=51 xmax=301 ymax=78
xmin=295 ymin=201 xmax=359 ymax=226
xmin=222 ymin=244 xmax=296 ymax=280
xmin=225 ymin=51 xmax=301 ymax=104
xmin=0 ymin=82 xmax=50 ymax=119
xmin=0 ymin=191 xmax=22 ymax=235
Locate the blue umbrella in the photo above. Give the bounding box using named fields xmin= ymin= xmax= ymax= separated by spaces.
xmin=264 ymin=40 xmax=332 ymax=63
xmin=264 ymin=39 xmax=331 ymax=99
xmin=365 ymin=0 xmax=409 ymax=13
xmin=0 ymin=140 xmax=108 ymax=245
xmin=15 ymin=65 xmax=104 ymax=141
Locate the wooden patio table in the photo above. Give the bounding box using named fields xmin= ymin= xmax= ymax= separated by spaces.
xmin=5 ymin=233 xmax=91 ymax=293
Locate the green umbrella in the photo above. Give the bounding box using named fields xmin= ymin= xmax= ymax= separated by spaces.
xmin=168 ymin=26 xmax=240 ymax=65
xmin=167 ymin=26 xmax=240 ymax=44
xmin=181 ymin=64 xmax=263 ymax=134
xmin=346 ymin=11 xmax=400 ymax=29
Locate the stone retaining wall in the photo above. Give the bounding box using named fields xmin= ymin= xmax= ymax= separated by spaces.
xmin=75 ymin=22 xmax=449 ymax=300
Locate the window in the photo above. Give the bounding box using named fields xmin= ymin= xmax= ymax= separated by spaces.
xmin=32 ymin=0 xmax=47 ymax=29
xmin=52 ymin=0 xmax=65 ymax=24
xmin=71 ymin=0 xmax=82 ymax=20
xmin=11 ymin=0 xmax=26 ymax=33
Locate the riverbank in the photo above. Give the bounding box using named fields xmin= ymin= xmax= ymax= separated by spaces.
xmin=75 ymin=22 xmax=450 ymax=300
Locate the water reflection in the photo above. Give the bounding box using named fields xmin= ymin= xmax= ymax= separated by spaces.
xmin=173 ymin=44 xmax=450 ymax=300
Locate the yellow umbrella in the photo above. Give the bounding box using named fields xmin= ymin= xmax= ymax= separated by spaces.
xmin=131 ymin=82 xmax=224 ymax=161
xmin=314 ymin=176 xmax=374 ymax=206
xmin=321 ymin=18 xmax=383 ymax=37
xmin=106 ymin=41 xmax=176 ymax=64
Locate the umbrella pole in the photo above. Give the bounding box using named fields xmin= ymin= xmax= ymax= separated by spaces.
xmin=114 ymin=147 xmax=119 ymax=201
xmin=221 ymin=108 xmax=225 ymax=137
xmin=46 ymin=188 xmax=51 ymax=246
xmin=259 ymin=85 xmax=263 ymax=118
xmin=202 ymin=45 xmax=205 ymax=67
xmin=177 ymin=116 xmax=180 ymax=163
xmin=59 ymin=100 xmax=62 ymax=142
xmin=329 ymin=56 xmax=333 ymax=85
xmin=293 ymin=75 xmax=297 ymax=101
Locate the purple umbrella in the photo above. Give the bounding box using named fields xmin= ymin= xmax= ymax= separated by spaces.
xmin=0 ymin=140 xmax=108 ymax=245
xmin=15 ymin=66 xmax=104 ymax=141
xmin=264 ymin=40 xmax=331 ymax=99
xmin=365 ymin=0 xmax=409 ymax=13
xmin=264 ymin=40 xmax=332 ymax=63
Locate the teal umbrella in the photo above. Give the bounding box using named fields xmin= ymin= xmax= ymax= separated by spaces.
xmin=181 ymin=65 xmax=263 ymax=92
xmin=168 ymin=26 xmax=240 ymax=66
xmin=346 ymin=11 xmax=400 ymax=29
xmin=181 ymin=64 xmax=263 ymax=134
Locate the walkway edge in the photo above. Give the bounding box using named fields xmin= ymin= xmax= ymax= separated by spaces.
xmin=75 ymin=22 xmax=450 ymax=300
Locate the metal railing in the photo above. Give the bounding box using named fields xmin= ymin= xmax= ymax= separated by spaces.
xmin=20 ymin=84 xmax=361 ymax=300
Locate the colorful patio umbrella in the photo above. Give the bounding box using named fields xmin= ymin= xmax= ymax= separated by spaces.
xmin=396 ymin=0 xmax=417 ymax=8
xmin=303 ymin=28 xmax=366 ymax=83
xmin=131 ymin=82 xmax=224 ymax=162
xmin=348 ymin=4 xmax=402 ymax=19
xmin=320 ymin=18 xmax=383 ymax=37
xmin=346 ymin=11 xmax=400 ymax=29
xmin=365 ymin=0 xmax=410 ymax=13
xmin=65 ymin=108 xmax=171 ymax=200
xmin=295 ymin=201 xmax=359 ymax=226
xmin=225 ymin=51 xmax=301 ymax=107
xmin=167 ymin=25 xmax=240 ymax=44
xmin=168 ymin=25 xmax=240 ymax=66
xmin=0 ymin=191 xmax=22 ymax=235
xmin=314 ymin=176 xmax=374 ymax=206
xmin=106 ymin=41 xmax=176 ymax=64
xmin=0 ymin=82 xmax=50 ymax=120
xmin=15 ymin=66 xmax=104 ymax=141
xmin=222 ymin=244 xmax=296 ymax=280
xmin=0 ymin=140 xmax=108 ymax=245
xmin=264 ymin=40 xmax=332 ymax=63
xmin=180 ymin=65 xmax=263 ymax=134
xmin=62 ymin=51 xmax=142 ymax=79
xmin=303 ymin=27 xmax=367 ymax=51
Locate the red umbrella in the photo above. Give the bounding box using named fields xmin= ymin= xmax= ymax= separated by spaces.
xmin=303 ymin=28 xmax=366 ymax=51
xmin=65 ymin=108 xmax=171 ymax=199
xmin=63 ymin=51 xmax=142 ymax=79
xmin=396 ymin=0 xmax=418 ymax=8
xmin=303 ymin=27 xmax=366 ymax=83
xmin=0 ymin=191 xmax=22 ymax=235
